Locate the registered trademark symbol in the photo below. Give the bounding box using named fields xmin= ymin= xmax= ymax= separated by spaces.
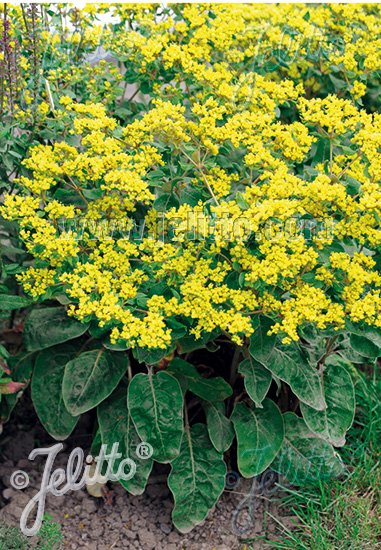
xmin=136 ymin=442 xmax=154 ymax=460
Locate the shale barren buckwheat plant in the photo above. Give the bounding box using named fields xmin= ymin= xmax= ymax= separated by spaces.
xmin=1 ymin=3 xmax=381 ymax=534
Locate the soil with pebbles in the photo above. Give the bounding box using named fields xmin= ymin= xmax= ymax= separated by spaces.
xmin=0 ymin=427 xmax=295 ymax=549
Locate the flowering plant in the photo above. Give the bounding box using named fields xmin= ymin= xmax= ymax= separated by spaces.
xmin=1 ymin=4 xmax=381 ymax=531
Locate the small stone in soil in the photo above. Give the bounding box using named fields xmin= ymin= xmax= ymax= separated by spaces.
xmin=2 ymin=488 xmax=16 ymax=500
xmin=138 ymin=529 xmax=157 ymax=549
xmin=159 ymin=522 xmax=172 ymax=534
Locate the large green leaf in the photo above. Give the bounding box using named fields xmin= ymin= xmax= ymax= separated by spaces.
xmin=232 ymin=399 xmax=284 ymax=478
xmin=254 ymin=342 xmax=326 ymax=411
xmin=249 ymin=316 xmax=276 ymax=364
xmin=202 ymin=400 xmax=234 ymax=453
xmin=63 ymin=350 xmax=127 ymax=415
xmin=300 ymin=356 xmax=355 ymax=447
xmin=97 ymin=388 xmax=153 ymax=495
xmin=31 ymin=345 xmax=79 ymax=440
xmin=347 ymin=318 xmax=381 ymax=359
xmin=348 ymin=322 xmax=381 ymax=348
xmin=349 ymin=334 xmax=380 ymax=359
xmin=127 ymin=370 xmax=184 ymax=463
xmin=168 ymin=423 xmax=226 ymax=533
xmin=168 ymin=358 xmax=232 ymax=400
xmin=0 ymin=294 xmax=31 ymax=311
xmin=238 ymin=357 xmax=272 ymax=407
xmin=272 ymin=412 xmax=344 ymax=484
xmin=25 ymin=307 xmax=89 ymax=351
xmin=338 ymin=339 xmax=369 ymax=364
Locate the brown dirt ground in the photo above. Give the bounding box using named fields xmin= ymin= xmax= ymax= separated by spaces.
xmin=0 ymin=422 xmax=296 ymax=549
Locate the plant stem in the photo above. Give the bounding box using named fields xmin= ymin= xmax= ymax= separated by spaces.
xmin=181 ymin=148 xmax=220 ymax=206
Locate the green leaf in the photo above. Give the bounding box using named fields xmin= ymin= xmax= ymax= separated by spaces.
xmin=232 ymin=399 xmax=284 ymax=477
xmin=168 ymin=358 xmax=232 ymax=400
xmin=249 ymin=316 xmax=276 ymax=364
xmin=338 ymin=339 xmax=368 ymax=364
xmin=0 ymin=294 xmax=31 ymax=311
xmin=178 ymin=185 xmax=205 ymax=206
xmin=258 ymin=343 xmax=326 ymax=411
xmin=90 ymin=428 xmax=102 ymax=457
xmin=0 ymin=393 xmax=18 ymax=424
xmin=0 ymin=345 xmax=9 ymax=360
xmin=300 ymin=356 xmax=355 ymax=447
xmin=132 ymin=345 xmax=175 ymax=365
xmin=166 ymin=317 xmax=188 ymax=340
xmin=7 ymin=352 xmax=34 ymax=383
xmin=63 ymin=350 xmax=127 ymax=415
xmin=154 ymin=193 xmax=180 ymax=212
xmin=272 ymin=412 xmax=344 ymax=484
xmin=127 ymin=370 xmax=184 ymax=463
xmin=238 ymin=357 xmax=272 ymax=407
xmin=168 ymin=423 xmax=226 ymax=533
xmin=347 ymin=323 xmax=381 ymax=349
xmin=25 ymin=307 xmax=89 ymax=351
xmin=102 ymin=338 xmax=130 ymax=351
xmin=349 ymin=333 xmax=380 ymax=359
xmin=202 ymin=401 xmax=234 ymax=453
xmin=98 ymin=387 xmax=153 ymax=495
xmin=177 ymin=330 xmax=218 ymax=353
xmin=32 ymin=345 xmax=79 ymax=440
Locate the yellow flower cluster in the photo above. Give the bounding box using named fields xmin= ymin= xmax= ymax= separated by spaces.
xmin=299 ymin=96 xmax=367 ymax=136
xmin=105 ymin=4 xmax=381 ymax=106
xmin=2 ymin=4 xmax=381 ymax=351
xmin=17 ymin=268 xmax=56 ymax=299
xmin=329 ymin=253 xmax=381 ymax=327
xmin=269 ymin=285 xmax=346 ymax=344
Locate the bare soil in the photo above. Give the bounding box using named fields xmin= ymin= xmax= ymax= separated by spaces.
xmin=0 ymin=415 xmax=294 ymax=549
